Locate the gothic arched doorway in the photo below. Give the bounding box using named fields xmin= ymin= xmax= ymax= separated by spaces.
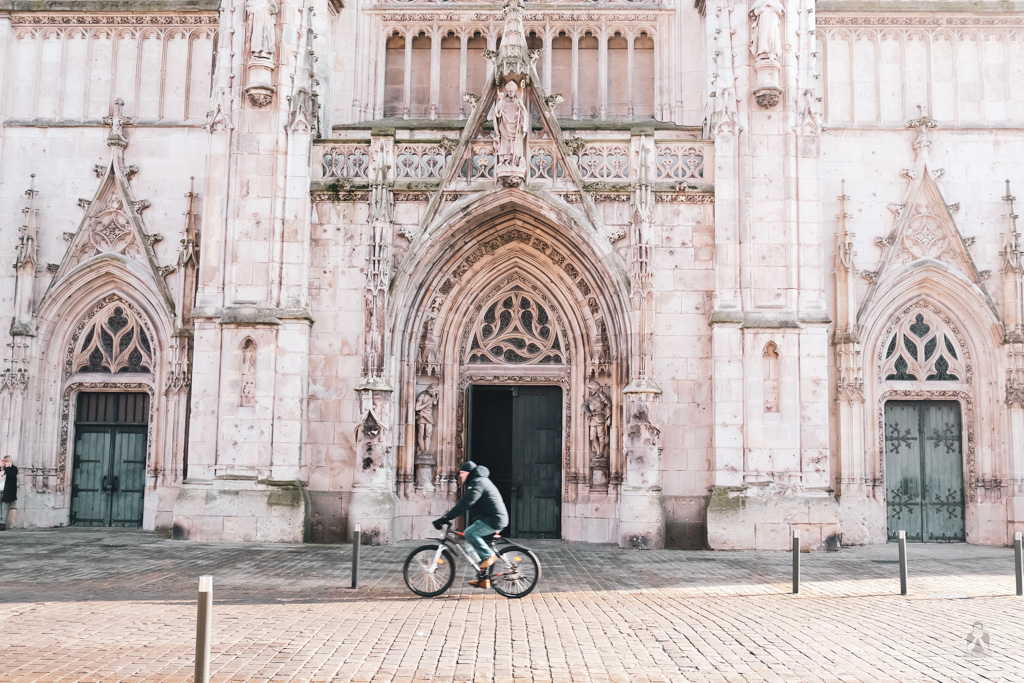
xmin=387 ymin=196 xmax=631 ymax=543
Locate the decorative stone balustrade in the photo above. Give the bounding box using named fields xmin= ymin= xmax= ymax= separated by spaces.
xmin=655 ymin=144 xmax=705 ymax=181
xmin=314 ymin=137 xmax=712 ymax=186
xmin=320 ymin=145 xmax=371 ymax=180
xmin=573 ymin=144 xmax=631 ymax=181
xmin=395 ymin=144 xmax=453 ymax=180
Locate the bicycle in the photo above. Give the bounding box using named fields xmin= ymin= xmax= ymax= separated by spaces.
xmin=402 ymin=521 xmax=541 ymax=598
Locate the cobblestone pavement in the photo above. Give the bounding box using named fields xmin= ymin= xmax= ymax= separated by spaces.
xmin=1 ymin=529 xmax=1022 ymax=682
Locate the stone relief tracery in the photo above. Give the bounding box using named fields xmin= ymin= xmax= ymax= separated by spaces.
xmin=67 ymin=296 xmax=156 ymax=379
xmin=467 ymin=289 xmax=564 ymax=365
xmin=878 ymin=304 xmax=969 ymax=384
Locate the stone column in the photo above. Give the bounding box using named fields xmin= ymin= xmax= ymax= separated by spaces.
xmin=706 ymin=0 xmax=839 ymax=551
xmin=174 ymin=0 xmax=314 ymax=543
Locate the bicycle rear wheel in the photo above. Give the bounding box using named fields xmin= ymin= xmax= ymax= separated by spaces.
xmin=490 ymin=545 xmax=540 ymax=598
xmin=403 ymin=544 xmax=456 ymax=597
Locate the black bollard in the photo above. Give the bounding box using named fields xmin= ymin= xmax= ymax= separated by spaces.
xmin=792 ymin=529 xmax=800 ymax=594
xmin=351 ymin=523 xmax=361 ymax=589
xmin=898 ymin=530 xmax=908 ymax=596
xmin=195 ymin=575 xmax=212 ymax=683
xmin=1015 ymin=532 xmax=1022 ymax=597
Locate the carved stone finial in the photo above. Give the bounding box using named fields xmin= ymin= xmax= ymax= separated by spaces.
xmin=907 ymin=106 xmax=937 ymax=160
xmin=103 ymin=97 xmax=134 ymax=149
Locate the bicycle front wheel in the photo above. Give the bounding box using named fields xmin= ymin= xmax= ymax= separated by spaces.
xmin=403 ymin=544 xmax=456 ymax=597
xmin=490 ymin=545 xmax=541 ymax=598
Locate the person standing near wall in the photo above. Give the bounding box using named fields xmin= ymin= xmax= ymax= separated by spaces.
xmin=1 ymin=456 xmax=17 ymax=530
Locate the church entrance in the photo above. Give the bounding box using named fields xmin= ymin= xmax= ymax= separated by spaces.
xmin=468 ymin=385 xmax=562 ymax=539
xmin=70 ymin=392 xmax=148 ymax=527
xmin=884 ymin=400 xmax=965 ymax=542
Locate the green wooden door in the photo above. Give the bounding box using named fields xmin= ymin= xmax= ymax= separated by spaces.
xmin=70 ymin=392 xmax=148 ymax=527
xmin=512 ymin=386 xmax=562 ymax=539
xmin=468 ymin=385 xmax=562 ymax=538
xmin=884 ymin=401 xmax=965 ymax=542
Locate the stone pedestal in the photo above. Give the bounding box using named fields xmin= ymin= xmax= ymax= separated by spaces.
xmin=619 ymin=487 xmax=667 ymax=549
xmin=706 ymin=485 xmax=841 ymax=551
xmin=348 ymin=488 xmax=395 ymax=545
xmin=245 ymin=57 xmax=276 ymax=108
xmin=838 ymin=493 xmax=887 ymax=546
xmin=618 ymin=385 xmax=665 ymax=548
xmin=172 ymin=478 xmax=309 ymax=542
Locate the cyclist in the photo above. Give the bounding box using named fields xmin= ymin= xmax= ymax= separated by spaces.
xmin=433 ymin=461 xmax=509 ymax=589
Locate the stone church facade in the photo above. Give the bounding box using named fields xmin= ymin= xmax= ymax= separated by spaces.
xmin=1 ymin=0 xmax=1022 ymax=549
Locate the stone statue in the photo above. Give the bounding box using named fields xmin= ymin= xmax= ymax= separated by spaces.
xmin=414 ymin=383 xmax=440 ymax=454
xmin=582 ymin=379 xmax=611 ymax=463
xmin=749 ymin=0 xmax=784 ymax=62
xmin=246 ymin=0 xmax=279 ymax=59
xmin=494 ymin=80 xmax=530 ymax=172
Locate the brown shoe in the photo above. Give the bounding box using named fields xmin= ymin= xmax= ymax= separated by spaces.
xmin=479 ymin=554 xmax=497 ymax=569
xmin=468 ymin=578 xmax=490 ymax=589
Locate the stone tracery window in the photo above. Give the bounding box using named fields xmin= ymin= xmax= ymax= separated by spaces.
xmin=882 ymin=310 xmax=964 ymax=382
xmin=73 ymin=302 xmax=154 ymax=375
xmin=468 ymin=288 xmax=564 ymax=364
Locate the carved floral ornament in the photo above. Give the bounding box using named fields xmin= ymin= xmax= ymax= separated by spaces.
xmin=10 ymin=15 xmax=219 ymax=26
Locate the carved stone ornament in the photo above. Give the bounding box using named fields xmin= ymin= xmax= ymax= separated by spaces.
xmin=753 ymin=86 xmax=783 ymax=109
xmin=245 ymin=85 xmax=276 ymax=108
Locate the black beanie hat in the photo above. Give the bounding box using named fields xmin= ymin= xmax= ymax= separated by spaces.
xmin=459 ymin=461 xmax=477 ymax=472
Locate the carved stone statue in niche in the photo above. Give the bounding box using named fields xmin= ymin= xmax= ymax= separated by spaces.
xmin=749 ymin=0 xmax=784 ymax=108
xmin=246 ymin=0 xmax=279 ymax=59
xmin=582 ymin=379 xmax=611 ymax=485
xmin=414 ymin=383 xmax=439 ymax=455
xmin=414 ymin=383 xmax=440 ymax=490
xmin=749 ymin=0 xmax=784 ymax=63
xmin=493 ymin=80 xmax=530 ymax=186
xmin=418 ymin=297 xmax=442 ymax=377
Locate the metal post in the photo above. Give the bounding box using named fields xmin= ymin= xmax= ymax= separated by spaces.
xmin=195 ymin=575 xmax=212 ymax=683
xmin=351 ymin=523 xmax=361 ymax=590
xmin=1014 ymin=531 xmax=1022 ymax=597
xmin=898 ymin=530 xmax=908 ymax=596
xmin=792 ymin=529 xmax=800 ymax=594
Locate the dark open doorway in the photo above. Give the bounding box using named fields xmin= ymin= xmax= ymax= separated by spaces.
xmin=468 ymin=384 xmax=562 ymax=539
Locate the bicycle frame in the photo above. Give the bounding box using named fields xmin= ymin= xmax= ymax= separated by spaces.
xmin=427 ymin=524 xmax=510 ymax=574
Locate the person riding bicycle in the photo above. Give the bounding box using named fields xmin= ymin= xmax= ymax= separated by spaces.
xmin=433 ymin=461 xmax=509 ymax=589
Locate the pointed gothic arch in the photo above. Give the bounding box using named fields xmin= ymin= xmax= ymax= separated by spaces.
xmin=857 ymin=285 xmax=1004 ymax=542
xmin=388 ymin=194 xmax=632 ymax=537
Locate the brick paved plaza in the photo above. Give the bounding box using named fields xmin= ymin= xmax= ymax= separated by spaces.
xmin=1 ymin=529 xmax=1021 ymax=682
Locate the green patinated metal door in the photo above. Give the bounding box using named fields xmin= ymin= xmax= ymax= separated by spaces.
xmin=884 ymin=400 xmax=965 ymax=542
xmin=70 ymin=392 xmax=148 ymax=527
xmin=468 ymin=385 xmax=562 ymax=538
xmin=511 ymin=386 xmax=562 ymax=539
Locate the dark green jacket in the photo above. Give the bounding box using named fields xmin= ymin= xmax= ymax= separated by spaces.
xmin=444 ymin=466 xmax=509 ymax=530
